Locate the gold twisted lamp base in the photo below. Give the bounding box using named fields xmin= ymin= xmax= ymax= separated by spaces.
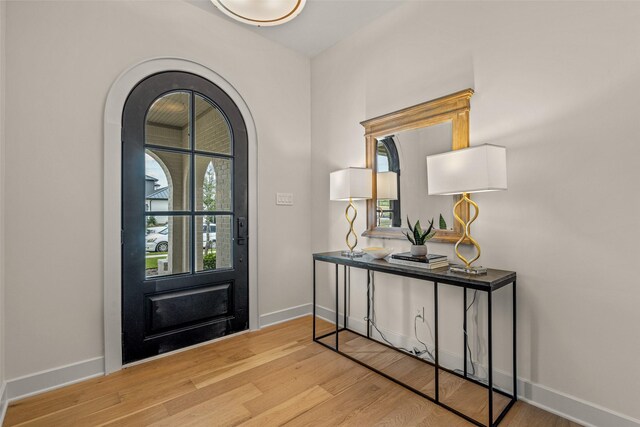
xmin=452 ymin=193 xmax=486 ymax=274
xmin=343 ymin=198 xmax=363 ymax=257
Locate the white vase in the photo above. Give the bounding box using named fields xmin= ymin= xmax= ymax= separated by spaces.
xmin=410 ymin=245 xmax=428 ymax=257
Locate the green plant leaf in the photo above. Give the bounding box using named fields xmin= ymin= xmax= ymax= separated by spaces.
xmin=407 ymin=216 xmax=414 ymax=233
xmin=439 ymin=214 xmax=447 ymax=230
xmin=424 ymin=230 xmax=437 ymax=241
xmin=425 ymin=218 xmax=434 ymax=235
xmin=414 ymin=222 xmax=422 ymax=244
xmin=403 ymin=231 xmax=416 ymax=245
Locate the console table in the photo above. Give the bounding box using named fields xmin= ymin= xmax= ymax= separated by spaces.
xmin=312 ymin=251 xmax=517 ymax=427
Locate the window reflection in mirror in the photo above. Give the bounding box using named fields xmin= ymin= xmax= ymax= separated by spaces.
xmin=376 ymin=137 xmax=401 ymax=227
xmin=375 ymin=122 xmax=455 ymax=231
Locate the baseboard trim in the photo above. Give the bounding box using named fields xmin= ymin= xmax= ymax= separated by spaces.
xmin=316 ymin=305 xmax=340 ymax=325
xmin=6 ymin=357 xmax=104 ymax=402
xmin=518 ymin=381 xmax=640 ymax=427
xmin=260 ymin=303 xmax=313 ymax=327
xmin=316 ymin=305 xmax=640 ymax=427
xmin=0 ymin=381 xmax=8 ymax=425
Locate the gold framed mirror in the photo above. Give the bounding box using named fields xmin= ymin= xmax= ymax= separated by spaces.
xmin=361 ymin=89 xmax=474 ymax=243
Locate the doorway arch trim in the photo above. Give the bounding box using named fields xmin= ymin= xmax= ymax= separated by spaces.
xmin=104 ymin=57 xmax=259 ymax=374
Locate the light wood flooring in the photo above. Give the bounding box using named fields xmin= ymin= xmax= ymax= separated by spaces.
xmin=5 ymin=316 xmax=580 ymax=426
xmin=317 ymin=330 xmax=511 ymax=426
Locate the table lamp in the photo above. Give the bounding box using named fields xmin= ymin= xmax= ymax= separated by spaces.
xmin=426 ymin=144 xmax=507 ymax=274
xmin=330 ymin=167 xmax=372 ymax=256
xmin=376 ymin=171 xmax=398 ymax=200
xmin=376 ymin=171 xmax=398 ymax=226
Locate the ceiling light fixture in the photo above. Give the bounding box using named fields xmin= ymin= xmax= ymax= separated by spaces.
xmin=211 ymin=0 xmax=306 ymax=27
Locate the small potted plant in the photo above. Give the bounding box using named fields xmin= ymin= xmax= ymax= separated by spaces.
xmin=404 ymin=217 xmax=436 ymax=257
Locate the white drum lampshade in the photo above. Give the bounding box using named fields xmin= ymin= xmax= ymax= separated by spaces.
xmin=376 ymin=171 xmax=398 ymax=200
xmin=330 ymin=168 xmax=372 ymax=201
xmin=426 ymin=144 xmax=507 ymax=196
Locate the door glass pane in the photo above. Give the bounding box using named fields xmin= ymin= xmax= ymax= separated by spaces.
xmin=195 ymin=94 xmax=232 ymax=155
xmin=146 ymin=91 xmax=190 ymax=150
xmin=195 ymin=156 xmax=232 ymax=212
xmin=146 ymin=216 xmax=191 ymax=278
xmin=195 ymin=215 xmax=233 ymax=271
xmin=145 ymin=148 xmax=191 ymax=212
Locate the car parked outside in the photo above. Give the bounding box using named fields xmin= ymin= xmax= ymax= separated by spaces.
xmin=145 ymin=224 xmax=217 ymax=252
xmin=203 ymin=223 xmax=217 ymax=250
xmin=146 ymin=227 xmax=169 ymax=252
xmin=146 ymin=225 xmax=166 ymax=235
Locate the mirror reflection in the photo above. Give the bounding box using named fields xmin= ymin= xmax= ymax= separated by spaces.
xmin=376 ymin=137 xmax=401 ymax=227
xmin=375 ymin=122 xmax=455 ymax=231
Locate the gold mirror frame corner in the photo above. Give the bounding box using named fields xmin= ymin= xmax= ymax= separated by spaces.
xmin=362 ymin=88 xmax=474 ymax=244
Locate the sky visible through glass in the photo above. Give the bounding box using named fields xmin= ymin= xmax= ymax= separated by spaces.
xmin=378 ymin=154 xmax=389 ymax=172
xmin=146 ymin=154 xmax=168 ymax=187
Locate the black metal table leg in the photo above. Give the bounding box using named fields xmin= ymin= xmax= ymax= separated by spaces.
xmin=513 ymin=280 xmax=517 ymax=402
xmin=313 ymin=259 xmax=316 ymax=341
xmin=434 ymin=281 xmax=439 ymax=403
xmin=335 ymin=264 xmax=339 ymax=351
xmin=344 ymin=266 xmax=348 ymax=330
xmin=366 ymin=269 xmax=371 ymax=338
xmin=463 ymin=287 xmax=468 ymax=378
xmin=488 ymin=291 xmax=494 ymax=427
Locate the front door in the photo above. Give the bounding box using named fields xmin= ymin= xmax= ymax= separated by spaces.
xmin=122 ymin=71 xmax=249 ymax=364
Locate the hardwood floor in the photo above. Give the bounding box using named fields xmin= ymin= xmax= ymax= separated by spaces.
xmin=317 ymin=330 xmax=512 ymax=425
xmin=5 ymin=317 xmax=580 ymax=426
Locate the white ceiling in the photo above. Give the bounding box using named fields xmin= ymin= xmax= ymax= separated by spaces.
xmin=186 ymin=0 xmax=403 ymax=57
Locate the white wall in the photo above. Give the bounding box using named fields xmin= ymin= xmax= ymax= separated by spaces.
xmin=4 ymin=1 xmax=310 ymax=379
xmin=0 ymin=0 xmax=7 ymax=401
xmin=311 ymin=1 xmax=640 ymax=422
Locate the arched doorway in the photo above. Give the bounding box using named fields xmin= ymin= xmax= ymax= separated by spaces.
xmin=121 ymin=71 xmax=249 ymax=364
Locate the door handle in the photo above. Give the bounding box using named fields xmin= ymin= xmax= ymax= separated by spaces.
xmin=237 ymin=217 xmax=247 ymax=245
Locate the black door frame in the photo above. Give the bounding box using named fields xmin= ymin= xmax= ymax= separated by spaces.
xmin=121 ymin=71 xmax=249 ymax=364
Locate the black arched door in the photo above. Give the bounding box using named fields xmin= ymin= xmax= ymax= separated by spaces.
xmin=122 ymin=72 xmax=248 ymax=364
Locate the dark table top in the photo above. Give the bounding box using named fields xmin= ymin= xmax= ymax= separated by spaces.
xmin=313 ymin=251 xmax=516 ymax=291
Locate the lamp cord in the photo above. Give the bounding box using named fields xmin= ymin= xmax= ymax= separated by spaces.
xmin=365 ymin=275 xmax=435 ymax=361
xmin=465 ymin=290 xmax=478 ymax=376
xmin=363 ymin=274 xmax=486 ymax=378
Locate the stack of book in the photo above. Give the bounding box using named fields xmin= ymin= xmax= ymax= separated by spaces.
xmin=388 ymin=252 xmax=449 ymax=270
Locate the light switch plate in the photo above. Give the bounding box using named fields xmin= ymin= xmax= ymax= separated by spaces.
xmin=276 ymin=192 xmax=294 ymax=206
